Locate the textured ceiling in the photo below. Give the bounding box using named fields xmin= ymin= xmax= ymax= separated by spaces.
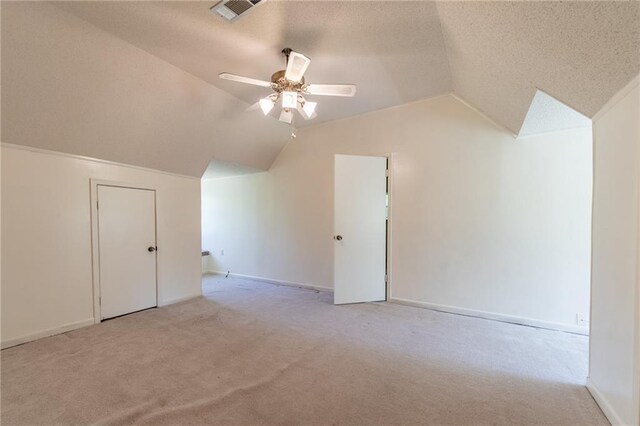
xmin=54 ymin=1 xmax=453 ymax=128
xmin=54 ymin=0 xmax=640 ymax=135
xmin=437 ymin=1 xmax=640 ymax=134
xmin=3 ymin=1 xmax=639 ymax=178
xmin=519 ymin=90 xmax=591 ymax=138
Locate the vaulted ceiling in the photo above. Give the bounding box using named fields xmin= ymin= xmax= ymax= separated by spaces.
xmin=437 ymin=1 xmax=640 ymax=134
xmin=1 ymin=1 xmax=291 ymax=177
xmin=53 ymin=1 xmax=453 ymax=128
xmin=2 ymin=1 xmax=639 ymax=177
xmin=55 ymin=0 xmax=639 ymax=135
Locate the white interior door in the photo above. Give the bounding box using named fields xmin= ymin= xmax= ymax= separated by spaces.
xmin=334 ymin=154 xmax=387 ymax=304
xmin=98 ymin=185 xmax=157 ymax=320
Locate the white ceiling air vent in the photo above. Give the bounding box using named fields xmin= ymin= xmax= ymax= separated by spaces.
xmin=211 ymin=0 xmax=264 ymax=22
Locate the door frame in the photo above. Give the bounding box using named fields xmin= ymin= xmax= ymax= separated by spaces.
xmin=333 ymin=152 xmax=394 ymax=301
xmin=89 ymin=179 xmax=159 ymax=323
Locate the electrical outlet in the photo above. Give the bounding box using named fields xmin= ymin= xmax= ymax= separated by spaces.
xmin=220 ymin=249 xmax=224 ymax=256
xmin=576 ymin=313 xmax=589 ymax=326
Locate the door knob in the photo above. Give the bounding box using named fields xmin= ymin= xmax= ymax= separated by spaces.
xmin=334 ymin=235 xmax=343 ymax=241
xmin=148 ymin=246 xmax=156 ymax=252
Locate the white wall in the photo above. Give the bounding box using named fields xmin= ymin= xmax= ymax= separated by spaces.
xmin=588 ymin=75 xmax=640 ymax=426
xmin=201 ymin=95 xmax=593 ymax=333
xmin=1 ymin=144 xmax=202 ymax=348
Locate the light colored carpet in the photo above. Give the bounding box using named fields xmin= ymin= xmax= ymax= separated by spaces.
xmin=1 ymin=275 xmax=607 ymax=425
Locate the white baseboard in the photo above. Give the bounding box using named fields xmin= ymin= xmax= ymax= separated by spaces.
xmin=1 ymin=318 xmax=95 ymax=350
xmin=389 ymin=297 xmax=589 ymax=335
xmin=159 ymin=292 xmax=202 ymax=306
xmin=1 ymin=292 xmax=202 ymax=350
xmin=587 ymin=377 xmax=626 ymax=425
xmin=205 ymin=272 xmax=587 ymax=335
xmin=207 ymin=270 xmax=333 ymax=293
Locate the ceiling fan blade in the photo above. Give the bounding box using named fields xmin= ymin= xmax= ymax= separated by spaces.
xmin=284 ymin=52 xmax=311 ymax=83
xmin=306 ymin=84 xmax=356 ymax=97
xmin=219 ymin=73 xmax=273 ymax=88
xmin=279 ymin=109 xmax=293 ymax=124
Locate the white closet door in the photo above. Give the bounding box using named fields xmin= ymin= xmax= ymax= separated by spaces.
xmin=98 ymin=185 xmax=157 ymax=320
xmin=334 ymin=155 xmax=387 ymax=304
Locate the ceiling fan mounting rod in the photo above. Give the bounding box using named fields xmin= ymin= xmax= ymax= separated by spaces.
xmin=270 ymin=48 xmax=308 ymax=92
xmin=281 ymin=47 xmax=293 ymax=64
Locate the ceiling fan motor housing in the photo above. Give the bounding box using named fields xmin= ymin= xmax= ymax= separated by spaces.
xmin=271 ymin=70 xmax=305 ymax=93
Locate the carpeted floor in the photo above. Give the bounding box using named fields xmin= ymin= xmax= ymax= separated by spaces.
xmin=1 ymin=275 xmax=607 ymax=425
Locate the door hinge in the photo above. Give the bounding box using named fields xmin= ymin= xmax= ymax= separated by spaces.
xmin=384 ymin=274 xmax=388 ymax=283
xmin=98 ymin=296 xmax=101 ymax=306
xmin=385 ymin=169 xmax=389 ymax=177
xmin=96 ymin=200 xmax=99 ymax=209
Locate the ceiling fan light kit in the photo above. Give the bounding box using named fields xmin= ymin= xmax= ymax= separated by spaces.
xmin=259 ymin=97 xmax=275 ymax=115
xmin=301 ymin=101 xmax=317 ymax=119
xmin=279 ymin=108 xmax=293 ymax=125
xmin=281 ymin=91 xmax=298 ymax=109
xmin=219 ymin=48 xmax=356 ymax=125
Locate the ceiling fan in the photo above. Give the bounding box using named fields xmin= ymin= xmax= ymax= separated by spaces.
xmin=219 ymin=48 xmax=356 ymax=125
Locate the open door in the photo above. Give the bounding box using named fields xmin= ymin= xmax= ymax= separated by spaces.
xmin=334 ymin=154 xmax=387 ymax=304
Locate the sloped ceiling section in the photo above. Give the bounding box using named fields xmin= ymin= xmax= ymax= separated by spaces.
xmin=1 ymin=2 xmax=290 ymax=177
xmin=436 ymin=1 xmax=640 ymax=135
xmin=2 ymin=1 xmax=639 ymax=177
xmin=202 ymin=159 xmax=262 ymax=180
xmin=519 ymin=91 xmax=591 ymax=138
xmin=53 ymin=1 xmax=453 ymax=127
